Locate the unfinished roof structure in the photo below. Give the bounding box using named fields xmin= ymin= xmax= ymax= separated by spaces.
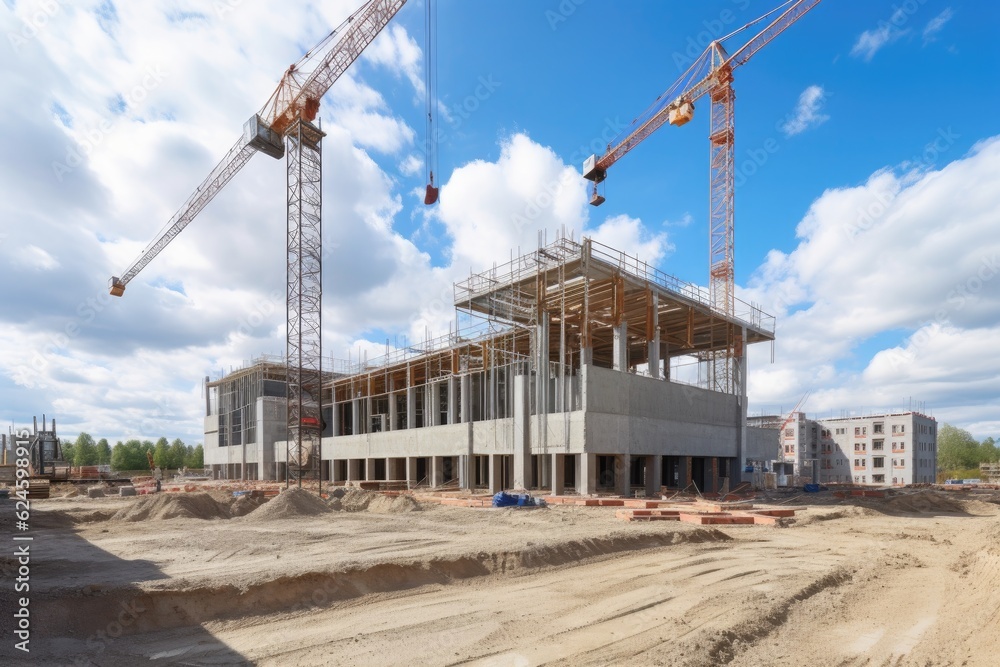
xmin=205 ymin=237 xmax=775 ymax=495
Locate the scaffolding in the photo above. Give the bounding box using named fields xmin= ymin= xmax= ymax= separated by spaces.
xmin=206 ymin=236 xmax=775 ymax=481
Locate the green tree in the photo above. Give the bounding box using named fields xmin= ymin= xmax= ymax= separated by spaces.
xmin=185 ymin=444 xmax=204 ymax=468
xmin=937 ymin=424 xmax=980 ymax=472
xmin=61 ymin=440 xmax=76 ymax=465
xmin=96 ymin=438 xmax=112 ymax=466
xmin=152 ymin=437 xmax=170 ymax=468
xmin=73 ymin=432 xmax=98 ymax=466
xmin=168 ymin=438 xmax=187 ymax=469
xmin=978 ymin=436 xmax=999 ymax=464
xmin=111 ymin=440 xmax=149 ymax=471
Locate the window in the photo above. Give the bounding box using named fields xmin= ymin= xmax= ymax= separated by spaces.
xmin=873 ymin=456 xmax=885 ymax=469
xmin=873 ymin=423 xmax=884 ymax=434
xmin=873 ymin=439 xmax=884 ymax=451
xmin=785 ymin=428 xmax=794 ymax=438
xmin=872 ymin=474 xmax=885 ymax=483
xmin=855 ymin=442 xmax=866 ymax=452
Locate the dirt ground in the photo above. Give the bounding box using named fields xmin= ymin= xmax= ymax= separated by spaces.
xmin=2 ymin=486 xmax=999 ymax=666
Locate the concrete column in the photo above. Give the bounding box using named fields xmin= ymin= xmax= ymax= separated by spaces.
xmin=551 ymin=453 xmax=565 ymax=496
xmin=406 ymin=386 xmax=416 ymax=430
xmin=645 ymin=455 xmax=662 ymax=497
xmin=489 ymin=454 xmax=504 ymax=494
xmin=513 ymin=374 xmax=532 ymax=490
xmin=577 ymin=453 xmax=597 ymax=495
xmin=460 ymin=375 xmax=471 ymax=423
xmin=613 ymin=322 xmax=628 ymax=371
xmin=365 ymin=459 xmax=375 ymax=481
xmin=351 ymin=399 xmax=360 ymax=435
xmin=681 ymin=456 xmax=692 ymax=489
xmin=541 ymin=454 xmax=550 ymax=489
xmin=388 ymin=392 xmax=397 ymax=431
xmin=331 ymin=401 xmax=340 ymax=437
xmin=458 ymin=454 xmax=470 ymax=489
xmin=430 ymin=382 xmax=441 ymax=427
xmin=431 ymin=456 xmax=444 ymax=487
xmin=448 ymin=377 xmax=458 ymax=424
xmin=616 ymin=453 xmax=631 ymax=497
xmin=649 ymin=292 xmax=660 ymax=379
xmin=406 ymin=457 xmax=417 ymax=489
xmin=737 ymin=325 xmax=748 ymax=476
xmin=663 ymin=341 xmax=670 ymax=381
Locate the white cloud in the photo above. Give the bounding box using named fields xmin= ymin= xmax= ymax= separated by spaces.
xmin=436 ymin=133 xmax=589 ymax=273
xmin=922 ymin=8 xmax=954 ymax=45
xmin=743 ymin=136 xmax=1000 ymax=438
xmin=780 ymin=85 xmax=830 ymax=137
xmin=15 ymin=245 xmax=61 ymax=271
xmin=398 ymin=153 xmax=423 ymax=177
xmin=851 ymin=9 xmax=909 ymax=61
xmin=364 ymin=24 xmax=424 ymax=95
xmin=585 ymin=214 xmax=673 ymax=266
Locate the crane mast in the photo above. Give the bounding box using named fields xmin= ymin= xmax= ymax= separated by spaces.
xmin=582 ymin=0 xmax=821 ymax=395
xmin=109 ymin=0 xmax=409 ymax=484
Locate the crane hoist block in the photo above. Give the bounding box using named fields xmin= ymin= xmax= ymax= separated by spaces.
xmin=109 ymin=277 xmax=125 ymax=297
xmin=243 ymin=114 xmax=285 ymax=160
xmin=668 ymin=101 xmax=694 ymax=127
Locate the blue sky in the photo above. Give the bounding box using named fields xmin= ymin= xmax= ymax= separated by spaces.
xmin=0 ymin=0 xmax=997 ymax=444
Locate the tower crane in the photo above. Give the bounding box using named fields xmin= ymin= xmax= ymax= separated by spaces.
xmin=582 ymin=0 xmax=822 ymax=394
xmin=108 ymin=0 xmax=412 ymax=484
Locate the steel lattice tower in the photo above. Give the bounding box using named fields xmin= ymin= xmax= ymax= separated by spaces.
xmin=285 ymin=119 xmax=325 ymax=484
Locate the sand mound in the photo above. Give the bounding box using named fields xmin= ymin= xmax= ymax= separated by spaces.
xmin=245 ymin=487 xmax=330 ymax=521
xmin=111 ymin=492 xmax=231 ymax=522
xmin=336 ymin=488 xmax=376 ymax=512
xmin=368 ymin=494 xmax=422 ymax=514
xmin=325 ymin=489 xmax=420 ymax=513
xmin=230 ymin=495 xmax=265 ymax=517
xmin=884 ymin=490 xmax=965 ymax=514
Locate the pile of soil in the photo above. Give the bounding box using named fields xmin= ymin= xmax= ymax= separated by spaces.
xmin=368 ymin=494 xmax=422 ymax=514
xmin=326 ymin=488 xmax=421 ymax=513
xmin=331 ymin=488 xmax=376 ymax=512
xmin=230 ymin=495 xmax=265 ymax=517
xmin=110 ymin=492 xmax=231 ymax=522
xmin=884 ymin=490 xmax=965 ymax=514
xmin=244 ymin=487 xmax=330 ymax=521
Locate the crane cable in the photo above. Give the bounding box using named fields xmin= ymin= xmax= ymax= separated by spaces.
xmin=423 ymin=0 xmax=439 ymax=205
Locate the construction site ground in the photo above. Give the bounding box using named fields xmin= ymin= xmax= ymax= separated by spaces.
xmin=3 ymin=484 xmax=999 ymax=666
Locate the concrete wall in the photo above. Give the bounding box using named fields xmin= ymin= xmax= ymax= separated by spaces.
xmin=583 ymin=365 xmax=740 ymax=457
xmin=745 ymin=426 xmax=779 ymax=463
xmin=203 ymin=415 xmax=222 ymax=465
xmin=527 ymin=412 xmax=586 ymax=454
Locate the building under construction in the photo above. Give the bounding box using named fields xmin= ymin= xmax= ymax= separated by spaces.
xmin=204 ymin=237 xmax=775 ymax=495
